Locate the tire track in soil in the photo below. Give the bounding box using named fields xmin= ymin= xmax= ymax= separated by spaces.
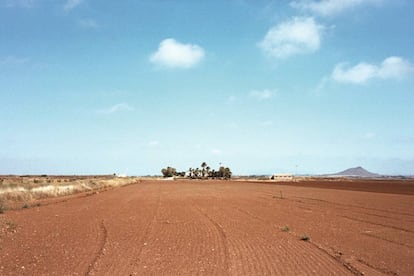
xmin=289 ymin=197 xmax=414 ymax=231
xmin=226 ymin=204 xmax=296 ymax=274
xmin=362 ymin=232 xmax=414 ymax=250
xmin=232 ymin=206 xmax=267 ymax=223
xmin=197 ymin=198 xmax=352 ymax=275
xmin=228 ymin=203 xmax=315 ymax=274
xmin=292 ymin=198 xmax=414 ymax=225
xmin=210 ymin=191 xmax=346 ymax=275
xmin=86 ymin=219 xmax=108 ymax=275
xmin=254 ymin=188 xmax=412 ymax=275
xmin=291 ymin=196 xmax=414 ymax=218
xmin=342 ymin=215 xmax=414 ymax=234
xmin=356 ymin=258 xmax=398 ymax=275
xmin=193 ymin=205 xmax=230 ymax=274
xmin=128 ymin=186 xmax=162 ymax=273
xmin=2 ymin=180 xmax=411 ymax=275
xmin=306 ymin=241 xmax=363 ymax=275
xmin=129 ymin=187 xmax=230 ymax=275
xmin=87 ymin=183 xmax=162 ymax=275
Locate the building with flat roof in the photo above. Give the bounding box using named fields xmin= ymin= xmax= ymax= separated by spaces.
xmin=270 ymin=173 xmax=294 ymax=181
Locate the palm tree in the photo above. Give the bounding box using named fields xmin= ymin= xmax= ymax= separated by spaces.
xmin=206 ymin=166 xmax=211 ymax=178
xmin=194 ymin=168 xmax=200 ymax=178
xmin=201 ymin=162 xmax=207 ymax=178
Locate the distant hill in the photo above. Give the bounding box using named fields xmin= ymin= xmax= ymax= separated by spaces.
xmin=331 ymin=166 xmax=381 ymax=178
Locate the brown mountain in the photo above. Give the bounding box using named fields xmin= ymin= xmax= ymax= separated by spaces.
xmin=332 ymin=166 xmax=381 ymax=177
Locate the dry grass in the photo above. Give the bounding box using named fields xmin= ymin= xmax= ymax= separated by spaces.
xmin=0 ymin=175 xmax=137 ymax=208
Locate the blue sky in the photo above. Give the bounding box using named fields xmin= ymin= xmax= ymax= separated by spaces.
xmin=1 ymin=0 xmax=413 ymax=175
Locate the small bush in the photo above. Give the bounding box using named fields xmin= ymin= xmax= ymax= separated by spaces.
xmin=300 ymin=234 xmax=310 ymax=241
xmin=22 ymin=203 xmax=29 ymax=209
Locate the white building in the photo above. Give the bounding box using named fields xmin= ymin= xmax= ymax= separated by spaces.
xmin=270 ymin=173 xmax=294 ymax=181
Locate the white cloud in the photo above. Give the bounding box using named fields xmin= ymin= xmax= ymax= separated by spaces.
xmin=78 ymin=18 xmax=98 ymax=29
xmin=332 ymin=56 xmax=413 ymax=84
xmin=290 ymin=0 xmax=382 ymax=17
xmin=211 ymin=149 xmax=222 ymax=155
xmin=332 ymin=62 xmax=377 ymax=84
xmin=64 ymin=0 xmax=82 ymax=11
xmin=249 ymin=89 xmax=276 ymax=100
xmin=98 ymin=103 xmax=133 ymax=114
xmin=0 ymin=56 xmax=29 ymax=66
xmin=227 ymin=95 xmax=237 ymax=103
xmin=378 ymin=56 xmax=414 ymax=80
xmin=259 ymin=17 xmax=323 ymax=59
xmin=260 ymin=120 xmax=273 ymax=126
xmin=150 ymin=38 xmax=205 ymax=69
xmin=1 ymin=0 xmax=35 ymax=8
xmin=148 ymin=140 xmax=160 ymax=147
xmin=363 ymin=132 xmax=376 ymax=139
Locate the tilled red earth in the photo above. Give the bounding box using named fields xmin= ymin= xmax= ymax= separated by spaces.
xmin=1 ymin=180 xmax=413 ymax=275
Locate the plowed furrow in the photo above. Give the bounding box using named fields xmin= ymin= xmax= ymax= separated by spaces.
xmin=89 ymin=184 xmax=162 ymax=275
xmin=292 ymin=196 xmax=414 ymax=218
xmin=362 ymin=232 xmax=414 ymax=250
xmin=194 ymin=206 xmax=230 ymax=274
xmin=86 ymin=219 xmax=108 ymax=275
xmin=1 ymin=180 xmax=412 ymax=275
xmin=342 ymin=215 xmax=414 ymax=234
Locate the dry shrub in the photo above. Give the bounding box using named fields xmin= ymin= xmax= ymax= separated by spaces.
xmin=0 ymin=176 xmax=136 ymax=206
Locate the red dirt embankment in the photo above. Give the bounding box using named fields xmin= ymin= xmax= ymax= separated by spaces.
xmin=1 ymin=180 xmax=413 ymax=275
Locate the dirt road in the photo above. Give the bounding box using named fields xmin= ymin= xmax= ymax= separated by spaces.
xmin=1 ymin=180 xmax=413 ymax=275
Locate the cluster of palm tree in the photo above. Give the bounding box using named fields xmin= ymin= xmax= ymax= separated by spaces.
xmin=188 ymin=162 xmax=232 ymax=179
xmin=161 ymin=162 xmax=232 ymax=179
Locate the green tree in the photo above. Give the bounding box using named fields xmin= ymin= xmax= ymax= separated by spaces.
xmin=161 ymin=166 xmax=177 ymax=177
xmin=218 ymin=166 xmax=232 ymax=179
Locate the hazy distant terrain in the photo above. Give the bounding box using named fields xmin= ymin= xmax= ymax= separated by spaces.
xmin=329 ymin=166 xmax=381 ymax=178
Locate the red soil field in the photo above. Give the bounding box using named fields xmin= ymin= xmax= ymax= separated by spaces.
xmin=1 ymin=180 xmax=413 ymax=275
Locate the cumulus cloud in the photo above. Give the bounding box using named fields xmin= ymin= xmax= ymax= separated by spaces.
xmin=150 ymin=38 xmax=205 ymax=69
xmin=64 ymin=0 xmax=83 ymax=11
xmin=259 ymin=17 xmax=323 ymax=59
xmin=290 ymin=0 xmax=382 ymax=17
xmin=332 ymin=56 xmax=413 ymax=84
xmin=98 ymin=103 xmax=133 ymax=114
xmin=249 ymin=89 xmax=276 ymax=100
xmin=78 ymin=18 xmax=98 ymax=29
xmin=378 ymin=57 xmax=414 ymax=79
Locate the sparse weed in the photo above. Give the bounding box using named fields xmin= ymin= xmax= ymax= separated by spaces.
xmin=5 ymin=221 xmax=17 ymax=232
xmin=300 ymin=234 xmax=310 ymax=241
xmin=281 ymin=225 xmax=290 ymax=232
